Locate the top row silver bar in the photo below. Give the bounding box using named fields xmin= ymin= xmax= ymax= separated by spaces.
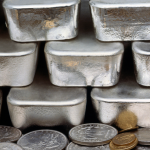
xmin=3 ymin=0 xmax=150 ymax=42
xmin=3 ymin=0 xmax=80 ymax=42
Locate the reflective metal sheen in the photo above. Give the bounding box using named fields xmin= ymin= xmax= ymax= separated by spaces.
xmin=3 ymin=0 xmax=80 ymax=42
xmin=66 ymin=142 xmax=110 ymax=150
xmin=17 ymin=130 xmax=68 ymax=150
xmin=7 ymin=72 xmax=86 ymax=130
xmin=45 ymin=0 xmax=124 ymax=87
xmin=0 ymin=29 xmax=38 ymax=87
xmin=132 ymin=42 xmax=150 ymax=86
xmin=133 ymin=145 xmax=150 ymax=150
xmin=90 ymin=0 xmax=150 ymax=41
xmin=0 ymin=142 xmax=23 ymax=150
xmin=91 ymin=74 xmax=150 ymax=128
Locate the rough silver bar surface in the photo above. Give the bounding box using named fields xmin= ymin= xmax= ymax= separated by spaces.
xmin=132 ymin=42 xmax=150 ymax=86
xmin=3 ymin=0 xmax=80 ymax=42
xmin=90 ymin=0 xmax=150 ymax=41
xmin=91 ymin=74 xmax=150 ymax=128
xmin=0 ymin=29 xmax=38 ymax=86
xmin=44 ymin=0 xmax=124 ymax=87
xmin=7 ymin=72 xmax=87 ymax=130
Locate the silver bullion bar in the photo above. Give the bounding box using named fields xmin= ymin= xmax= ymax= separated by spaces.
xmin=89 ymin=0 xmax=150 ymax=41
xmin=91 ymin=74 xmax=150 ymax=128
xmin=0 ymin=29 xmax=38 ymax=86
xmin=132 ymin=42 xmax=150 ymax=86
xmin=2 ymin=0 xmax=80 ymax=42
xmin=44 ymin=0 xmax=124 ymax=87
xmin=7 ymin=72 xmax=87 ymax=130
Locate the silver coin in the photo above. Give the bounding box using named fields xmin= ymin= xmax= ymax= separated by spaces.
xmin=0 ymin=126 xmax=22 ymax=142
xmin=133 ymin=145 xmax=150 ymax=150
xmin=0 ymin=142 xmax=23 ymax=150
xmin=69 ymin=123 xmax=118 ymax=146
xmin=17 ymin=130 xmax=68 ymax=150
xmin=131 ymin=128 xmax=150 ymax=145
xmin=66 ymin=142 xmax=110 ymax=150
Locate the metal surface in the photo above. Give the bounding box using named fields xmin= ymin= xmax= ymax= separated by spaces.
xmin=17 ymin=130 xmax=68 ymax=150
xmin=69 ymin=123 xmax=118 ymax=146
xmin=90 ymin=0 xmax=150 ymax=41
xmin=3 ymin=0 xmax=80 ymax=42
xmin=45 ymin=0 xmax=124 ymax=87
xmin=133 ymin=145 xmax=150 ymax=150
xmin=0 ymin=29 xmax=38 ymax=87
xmin=91 ymin=73 xmax=150 ymax=128
xmin=7 ymin=71 xmax=86 ymax=130
xmin=0 ymin=126 xmax=22 ymax=142
xmin=66 ymin=142 xmax=110 ymax=150
xmin=0 ymin=142 xmax=23 ymax=150
xmin=130 ymin=128 xmax=150 ymax=145
xmin=132 ymin=42 xmax=150 ymax=86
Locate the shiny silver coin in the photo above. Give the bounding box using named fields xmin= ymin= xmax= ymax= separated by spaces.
xmin=17 ymin=130 xmax=68 ymax=150
xmin=69 ymin=123 xmax=118 ymax=146
xmin=66 ymin=142 xmax=110 ymax=150
xmin=0 ymin=142 xmax=23 ymax=150
xmin=0 ymin=126 xmax=22 ymax=142
xmin=133 ymin=145 xmax=150 ymax=150
xmin=131 ymin=128 xmax=150 ymax=145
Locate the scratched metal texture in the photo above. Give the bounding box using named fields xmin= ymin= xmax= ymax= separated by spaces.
xmin=7 ymin=71 xmax=87 ymax=130
xmin=0 ymin=29 xmax=38 ymax=87
xmin=90 ymin=0 xmax=150 ymax=41
xmin=132 ymin=42 xmax=150 ymax=86
xmin=3 ymin=0 xmax=80 ymax=42
xmin=44 ymin=0 xmax=124 ymax=87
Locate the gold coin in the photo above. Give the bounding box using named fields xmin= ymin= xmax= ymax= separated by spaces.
xmin=112 ymin=133 xmax=136 ymax=146
xmin=109 ymin=138 xmax=138 ymax=150
xmin=116 ymin=111 xmax=137 ymax=130
xmin=119 ymin=126 xmax=139 ymax=133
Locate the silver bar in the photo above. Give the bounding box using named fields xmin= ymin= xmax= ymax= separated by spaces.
xmin=0 ymin=30 xmax=38 ymax=87
xmin=90 ymin=0 xmax=150 ymax=41
xmin=44 ymin=0 xmax=124 ymax=87
xmin=3 ymin=0 xmax=80 ymax=42
xmin=91 ymin=74 xmax=150 ymax=128
xmin=7 ymin=72 xmax=87 ymax=130
xmin=132 ymin=42 xmax=150 ymax=86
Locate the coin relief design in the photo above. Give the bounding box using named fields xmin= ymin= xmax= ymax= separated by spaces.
xmin=0 ymin=142 xmax=23 ymax=150
xmin=0 ymin=126 xmax=22 ymax=142
xmin=69 ymin=123 xmax=118 ymax=146
xmin=17 ymin=130 xmax=68 ymax=150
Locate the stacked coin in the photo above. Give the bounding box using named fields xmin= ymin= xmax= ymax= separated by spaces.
xmin=109 ymin=133 xmax=138 ymax=150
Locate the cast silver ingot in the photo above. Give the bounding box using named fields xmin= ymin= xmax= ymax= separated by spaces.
xmin=66 ymin=142 xmax=110 ymax=150
xmin=132 ymin=42 xmax=150 ymax=86
xmin=91 ymin=74 xmax=150 ymax=128
xmin=130 ymin=128 xmax=150 ymax=145
xmin=0 ymin=126 xmax=22 ymax=142
xmin=0 ymin=30 xmax=38 ymax=86
xmin=0 ymin=142 xmax=23 ymax=150
xmin=3 ymin=0 xmax=80 ymax=42
xmin=17 ymin=130 xmax=68 ymax=150
xmin=69 ymin=123 xmax=118 ymax=146
xmin=7 ymin=72 xmax=86 ymax=130
xmin=90 ymin=0 xmax=150 ymax=41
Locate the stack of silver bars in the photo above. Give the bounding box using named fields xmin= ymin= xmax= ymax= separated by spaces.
xmin=0 ymin=0 xmax=150 ymax=149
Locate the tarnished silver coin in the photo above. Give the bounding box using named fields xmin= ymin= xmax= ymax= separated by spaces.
xmin=0 ymin=142 xmax=23 ymax=150
xmin=133 ymin=145 xmax=150 ymax=150
xmin=17 ymin=130 xmax=68 ymax=150
xmin=69 ymin=123 xmax=118 ymax=146
xmin=0 ymin=126 xmax=22 ymax=142
xmin=66 ymin=142 xmax=110 ymax=150
xmin=131 ymin=128 xmax=150 ymax=145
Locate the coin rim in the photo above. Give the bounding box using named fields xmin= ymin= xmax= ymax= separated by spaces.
xmin=119 ymin=126 xmax=139 ymax=133
xmin=69 ymin=123 xmax=118 ymax=146
xmin=0 ymin=142 xmax=23 ymax=149
xmin=17 ymin=129 xmax=68 ymax=149
xmin=0 ymin=126 xmax=22 ymax=142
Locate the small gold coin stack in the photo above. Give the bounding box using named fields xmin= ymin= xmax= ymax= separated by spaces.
xmin=110 ymin=133 xmax=138 ymax=150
